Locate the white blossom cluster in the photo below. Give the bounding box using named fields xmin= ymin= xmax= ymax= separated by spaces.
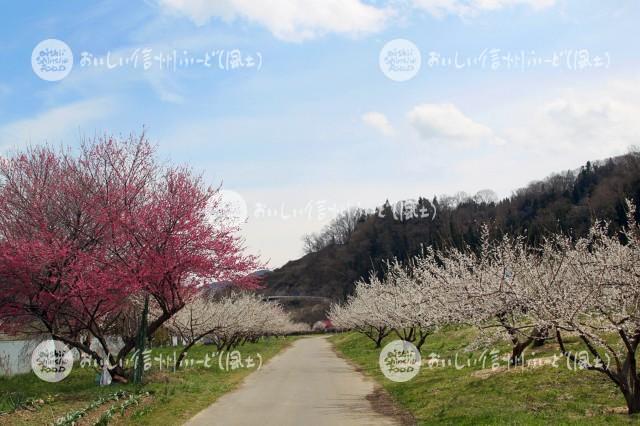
xmin=169 ymin=293 xmax=309 ymax=352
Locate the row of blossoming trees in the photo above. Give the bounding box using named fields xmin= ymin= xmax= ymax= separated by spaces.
xmin=329 ymin=203 xmax=640 ymax=414
xmin=168 ymin=292 xmax=308 ymax=367
xmin=0 ymin=135 xmax=301 ymax=380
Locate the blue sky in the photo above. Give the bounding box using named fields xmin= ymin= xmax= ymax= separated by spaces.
xmin=1 ymin=0 xmax=639 ymax=267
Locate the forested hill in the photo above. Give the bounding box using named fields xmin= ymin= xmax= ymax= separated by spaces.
xmin=262 ymin=151 xmax=640 ymax=302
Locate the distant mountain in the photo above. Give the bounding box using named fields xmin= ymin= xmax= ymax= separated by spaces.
xmin=207 ymin=269 xmax=271 ymax=295
xmin=251 ymin=269 xmax=271 ymax=278
xmin=261 ymin=152 xmax=640 ymax=303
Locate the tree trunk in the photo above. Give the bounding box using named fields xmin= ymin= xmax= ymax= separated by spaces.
xmin=509 ymin=338 xmax=533 ymax=366
xmin=415 ymin=329 xmax=429 ymax=351
xmin=395 ymin=328 xmax=413 ymax=342
xmin=375 ymin=330 xmax=386 ymax=348
xmin=114 ymin=300 xmax=185 ymax=375
xmin=532 ymin=327 xmax=549 ymax=348
xmin=361 ymin=326 xmax=389 ymax=348
xmin=407 ymin=327 xmax=415 ymax=342
xmin=176 ymin=341 xmax=196 ymax=370
xmin=623 ymin=389 xmax=640 ymax=415
xmin=620 ymin=354 xmax=640 ymax=414
xmin=109 ymin=364 xmax=128 ymax=383
xmin=133 ymin=294 xmax=149 ymax=385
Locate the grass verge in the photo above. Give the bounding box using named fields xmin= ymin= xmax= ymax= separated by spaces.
xmin=330 ymin=328 xmax=639 ymax=425
xmin=0 ymin=336 xmax=295 ymax=425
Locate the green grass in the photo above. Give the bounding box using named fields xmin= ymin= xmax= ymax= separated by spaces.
xmin=330 ymin=328 xmax=640 ymax=425
xmin=0 ymin=337 xmax=295 ymax=425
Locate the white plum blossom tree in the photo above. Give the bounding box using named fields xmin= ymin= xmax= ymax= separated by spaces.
xmin=168 ymin=292 xmax=307 ymax=368
xmin=329 ymin=258 xmax=449 ymax=350
xmin=329 ymin=275 xmax=393 ymax=348
xmin=521 ymin=202 xmax=640 ymax=414
xmin=406 ymin=229 xmax=546 ymax=364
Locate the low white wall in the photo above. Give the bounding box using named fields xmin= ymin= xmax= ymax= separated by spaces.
xmin=0 ymin=336 xmax=124 ymax=376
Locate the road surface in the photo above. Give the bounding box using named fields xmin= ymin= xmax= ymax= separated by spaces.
xmin=185 ymin=336 xmax=400 ymax=426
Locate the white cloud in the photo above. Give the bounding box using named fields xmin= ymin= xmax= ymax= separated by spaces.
xmin=407 ymin=103 xmax=502 ymax=145
xmin=506 ymin=90 xmax=640 ymax=158
xmin=158 ymin=0 xmax=392 ymax=42
xmin=412 ymin=0 xmax=556 ymax=18
xmin=0 ymin=98 xmax=114 ymax=151
xmin=362 ymin=111 xmax=394 ymax=136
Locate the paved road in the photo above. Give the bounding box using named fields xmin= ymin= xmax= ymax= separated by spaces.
xmin=185 ymin=336 xmax=399 ymax=426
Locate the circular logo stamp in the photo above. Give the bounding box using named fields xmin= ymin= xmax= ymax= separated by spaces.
xmin=31 ymin=39 xmax=74 ymax=81
xmin=31 ymin=339 xmax=74 ymax=382
xmin=379 ymin=39 xmax=421 ymax=82
xmin=379 ymin=339 xmax=421 ymax=382
xmin=216 ymin=189 xmax=248 ymax=228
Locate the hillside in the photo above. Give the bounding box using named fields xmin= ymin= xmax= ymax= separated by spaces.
xmin=262 ymin=151 xmax=640 ymax=303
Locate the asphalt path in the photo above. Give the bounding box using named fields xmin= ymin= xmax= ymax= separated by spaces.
xmin=185 ymin=336 xmax=399 ymax=426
